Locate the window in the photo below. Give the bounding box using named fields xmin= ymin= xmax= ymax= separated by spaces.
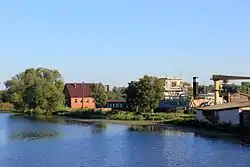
xmin=172 ymin=82 xmax=177 ymax=87
xmin=116 ymin=103 xmax=120 ymax=108
xmin=86 ymin=99 xmax=89 ymax=103
xmin=81 ymin=100 xmax=83 ymax=103
xmin=75 ymin=99 xmax=78 ymax=103
xmin=120 ymin=103 xmax=123 ymax=108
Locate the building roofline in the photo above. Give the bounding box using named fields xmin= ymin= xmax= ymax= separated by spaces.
xmin=197 ymin=102 xmax=250 ymax=111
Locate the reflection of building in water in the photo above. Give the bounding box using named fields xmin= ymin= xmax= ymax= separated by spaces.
xmin=160 ymin=76 xmax=187 ymax=99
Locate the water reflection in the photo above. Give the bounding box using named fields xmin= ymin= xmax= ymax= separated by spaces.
xmin=9 ymin=114 xmax=66 ymax=124
xmin=1 ymin=114 xmax=250 ymax=167
xmin=9 ymin=131 xmax=60 ymax=141
xmin=127 ymin=125 xmax=192 ymax=136
xmin=91 ymin=123 xmax=108 ymax=134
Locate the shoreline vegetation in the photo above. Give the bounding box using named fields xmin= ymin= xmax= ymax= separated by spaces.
xmin=2 ymin=67 xmax=250 ymax=144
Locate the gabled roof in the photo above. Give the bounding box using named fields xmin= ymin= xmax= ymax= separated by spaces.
xmin=64 ymin=83 xmax=94 ymax=98
xmin=197 ymin=101 xmax=250 ymax=111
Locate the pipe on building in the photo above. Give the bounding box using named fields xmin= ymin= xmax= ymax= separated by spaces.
xmin=193 ymin=77 xmax=199 ymax=99
xmin=214 ymin=80 xmax=220 ymax=105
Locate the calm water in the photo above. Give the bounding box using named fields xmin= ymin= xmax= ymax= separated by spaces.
xmin=0 ymin=114 xmax=250 ymax=167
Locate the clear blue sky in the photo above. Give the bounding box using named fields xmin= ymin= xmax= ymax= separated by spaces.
xmin=1 ymin=0 xmax=250 ymax=89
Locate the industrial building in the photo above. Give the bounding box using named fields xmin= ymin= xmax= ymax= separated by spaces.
xmin=196 ymin=102 xmax=250 ymax=126
xmin=160 ymin=76 xmax=187 ymax=99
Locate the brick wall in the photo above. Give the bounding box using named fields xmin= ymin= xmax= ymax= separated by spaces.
xmin=70 ymin=97 xmax=96 ymax=109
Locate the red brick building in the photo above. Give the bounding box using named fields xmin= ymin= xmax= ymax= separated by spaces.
xmin=64 ymin=83 xmax=96 ymax=109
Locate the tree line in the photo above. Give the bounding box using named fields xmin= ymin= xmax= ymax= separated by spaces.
xmin=1 ymin=67 xmax=250 ymax=115
xmin=0 ymin=68 xmax=165 ymax=115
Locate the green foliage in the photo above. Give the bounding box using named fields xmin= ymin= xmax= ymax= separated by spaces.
xmin=0 ymin=90 xmax=8 ymax=102
xmin=107 ymin=86 xmax=125 ymax=100
xmin=124 ymin=75 xmax=165 ymax=113
xmin=238 ymin=82 xmax=250 ymax=94
xmin=183 ymin=82 xmax=193 ymax=97
xmin=90 ymin=83 xmax=108 ymax=107
xmin=108 ymin=112 xmax=144 ymax=120
xmin=59 ymin=108 xmax=192 ymax=122
xmin=112 ymin=86 xmax=126 ymax=94
xmin=62 ymin=109 xmax=107 ymax=119
xmin=107 ymin=91 xmax=125 ymax=100
xmin=198 ymin=85 xmax=214 ymax=94
xmin=4 ymin=67 xmax=65 ymax=115
xmin=142 ymin=113 xmax=186 ymax=121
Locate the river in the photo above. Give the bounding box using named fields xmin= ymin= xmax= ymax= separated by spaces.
xmin=0 ymin=113 xmax=250 ymax=167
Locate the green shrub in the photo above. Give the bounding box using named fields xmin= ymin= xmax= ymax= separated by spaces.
xmin=109 ymin=112 xmax=134 ymax=120
xmin=142 ymin=113 xmax=182 ymax=120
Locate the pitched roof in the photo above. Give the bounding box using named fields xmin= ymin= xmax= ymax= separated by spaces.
xmin=106 ymin=99 xmax=126 ymax=103
xmin=197 ymin=101 xmax=250 ymax=111
xmin=64 ymin=83 xmax=93 ymax=98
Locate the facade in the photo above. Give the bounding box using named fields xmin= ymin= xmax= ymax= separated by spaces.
xmin=64 ymin=83 xmax=96 ymax=109
xmin=158 ymin=96 xmax=190 ymax=111
xmin=106 ymin=100 xmax=127 ymax=110
xmin=160 ymin=76 xmax=186 ymax=99
xmin=196 ymin=102 xmax=250 ymax=125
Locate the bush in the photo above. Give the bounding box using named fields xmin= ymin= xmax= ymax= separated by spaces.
xmin=109 ymin=112 xmax=135 ymax=120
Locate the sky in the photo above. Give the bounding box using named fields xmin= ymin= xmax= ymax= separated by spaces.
xmin=1 ymin=0 xmax=250 ymax=89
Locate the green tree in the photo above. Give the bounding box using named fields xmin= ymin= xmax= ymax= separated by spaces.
xmin=90 ymin=83 xmax=108 ymax=108
xmin=107 ymin=86 xmax=126 ymax=100
xmin=238 ymin=82 xmax=250 ymax=94
xmin=4 ymin=67 xmax=65 ymax=115
xmin=125 ymin=75 xmax=165 ymax=113
xmin=0 ymin=90 xmax=8 ymax=102
xmin=183 ymin=82 xmax=193 ymax=97
xmin=124 ymin=81 xmax=140 ymax=111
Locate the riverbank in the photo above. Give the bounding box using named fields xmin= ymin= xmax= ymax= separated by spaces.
xmin=57 ymin=109 xmax=193 ymax=121
xmin=64 ymin=118 xmax=162 ymax=125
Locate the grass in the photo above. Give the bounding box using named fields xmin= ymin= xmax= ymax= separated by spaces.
xmin=54 ymin=108 xmax=196 ymax=126
xmin=58 ymin=108 xmax=193 ymax=122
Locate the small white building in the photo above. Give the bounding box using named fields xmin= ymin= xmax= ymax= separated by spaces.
xmin=196 ymin=102 xmax=250 ymax=126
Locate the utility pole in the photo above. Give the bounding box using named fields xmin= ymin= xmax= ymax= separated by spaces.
xmin=82 ymin=82 xmax=84 ymax=109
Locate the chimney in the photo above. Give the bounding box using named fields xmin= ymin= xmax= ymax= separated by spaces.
xmin=193 ymin=77 xmax=199 ymax=99
xmin=74 ymin=83 xmax=76 ymax=88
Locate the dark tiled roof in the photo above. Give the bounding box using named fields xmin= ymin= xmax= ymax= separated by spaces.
xmin=197 ymin=101 xmax=250 ymax=111
xmin=65 ymin=83 xmax=94 ymax=98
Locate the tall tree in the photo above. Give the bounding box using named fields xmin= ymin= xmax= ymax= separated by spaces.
xmin=0 ymin=90 xmax=8 ymax=102
xmin=4 ymin=67 xmax=65 ymax=114
xmin=124 ymin=81 xmax=140 ymax=111
xmin=107 ymin=86 xmax=126 ymax=100
xmin=90 ymin=83 xmax=108 ymax=108
xmin=125 ymin=75 xmax=165 ymax=113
